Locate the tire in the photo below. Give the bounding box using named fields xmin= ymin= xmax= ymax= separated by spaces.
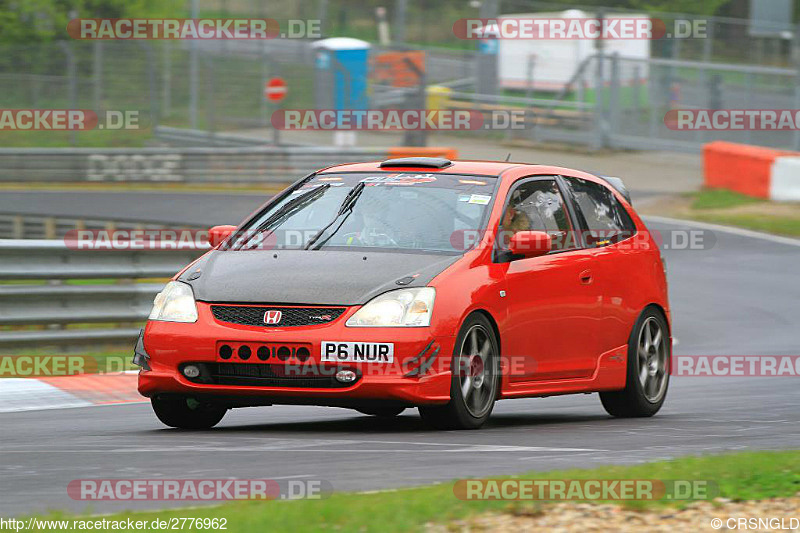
xmin=600 ymin=307 xmax=670 ymax=418
xmin=151 ymin=396 xmax=227 ymax=429
xmin=356 ymin=406 xmax=406 ymax=418
xmin=419 ymin=313 xmax=500 ymax=429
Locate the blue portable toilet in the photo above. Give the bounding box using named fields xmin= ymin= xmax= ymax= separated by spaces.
xmin=312 ymin=37 xmax=371 ymax=111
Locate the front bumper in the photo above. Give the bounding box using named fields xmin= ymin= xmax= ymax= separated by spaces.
xmin=137 ymin=303 xmax=455 ymax=407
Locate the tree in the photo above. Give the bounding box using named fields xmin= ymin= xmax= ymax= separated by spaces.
xmin=626 ymin=0 xmax=732 ymax=16
xmin=0 ymin=0 xmax=176 ymax=43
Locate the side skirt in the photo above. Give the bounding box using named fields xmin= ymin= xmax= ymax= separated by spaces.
xmin=499 ymin=345 xmax=628 ymax=399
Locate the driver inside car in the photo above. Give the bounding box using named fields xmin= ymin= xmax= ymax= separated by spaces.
xmin=337 ymin=200 xmax=397 ymax=247
xmin=498 ymin=192 xmax=532 ymax=248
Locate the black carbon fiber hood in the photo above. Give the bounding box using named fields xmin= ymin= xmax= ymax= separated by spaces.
xmin=180 ymin=249 xmax=461 ymax=305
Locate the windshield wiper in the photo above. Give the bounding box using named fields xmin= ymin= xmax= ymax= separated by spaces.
xmin=304 ymin=181 xmax=366 ymax=250
xmin=236 ymin=183 xmax=330 ymax=250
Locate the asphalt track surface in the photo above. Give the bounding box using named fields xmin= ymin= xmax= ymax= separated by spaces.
xmin=1 ymin=193 xmax=799 ymax=516
xmin=0 ymin=190 xmax=262 ymax=227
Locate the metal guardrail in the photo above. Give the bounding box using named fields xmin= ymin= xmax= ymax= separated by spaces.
xmin=0 ymin=240 xmax=206 ymax=349
xmin=0 ymin=240 xmax=205 ymax=280
xmin=153 ymin=126 xmax=280 ymax=147
xmin=0 ymin=143 xmax=388 ymax=184
xmin=0 ymin=284 xmax=163 ymax=326
xmin=0 ymin=214 xmax=183 ymax=240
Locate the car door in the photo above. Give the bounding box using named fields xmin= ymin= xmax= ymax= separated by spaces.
xmin=498 ymin=176 xmax=603 ymax=382
xmin=561 ymin=175 xmax=641 ymax=357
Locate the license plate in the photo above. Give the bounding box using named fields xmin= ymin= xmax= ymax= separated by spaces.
xmin=321 ymin=342 xmax=394 ymax=363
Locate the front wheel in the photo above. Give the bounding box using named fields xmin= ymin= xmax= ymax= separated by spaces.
xmin=600 ymin=307 xmax=670 ymax=417
xmin=151 ymin=396 xmax=227 ymax=429
xmin=419 ymin=314 xmax=499 ymax=429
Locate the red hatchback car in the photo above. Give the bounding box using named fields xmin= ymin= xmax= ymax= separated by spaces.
xmin=135 ymin=158 xmax=670 ymax=430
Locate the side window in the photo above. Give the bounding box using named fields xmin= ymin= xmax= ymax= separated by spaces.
xmin=499 ymin=179 xmax=577 ymax=251
xmin=564 ymin=177 xmax=636 ymax=247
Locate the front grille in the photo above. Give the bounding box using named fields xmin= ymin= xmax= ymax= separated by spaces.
xmin=210 ymin=305 xmax=346 ymax=327
xmin=189 ymin=363 xmax=357 ymax=388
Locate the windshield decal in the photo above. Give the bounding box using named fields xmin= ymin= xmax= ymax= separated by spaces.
xmin=294 ymin=182 xmax=342 ymax=193
xmin=359 ymin=173 xmax=438 ymax=185
xmin=468 ymin=194 xmax=492 ymax=205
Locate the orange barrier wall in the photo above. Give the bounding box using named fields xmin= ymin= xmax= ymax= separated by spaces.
xmin=703 ymin=141 xmax=794 ymax=198
xmin=387 ymin=147 xmax=458 ymax=160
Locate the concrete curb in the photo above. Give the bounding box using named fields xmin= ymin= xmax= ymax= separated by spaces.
xmin=0 ymin=371 xmax=145 ymax=413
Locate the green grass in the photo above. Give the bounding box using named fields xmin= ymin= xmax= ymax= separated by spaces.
xmin=691 ymin=213 xmax=800 ymax=237
xmin=690 ymin=188 xmax=764 ymax=210
xmin=676 ymin=189 xmax=800 ymax=237
xmin=22 ymin=450 xmax=800 ymax=532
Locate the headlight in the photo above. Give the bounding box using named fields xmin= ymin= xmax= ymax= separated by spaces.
xmin=346 ymin=288 xmax=435 ymax=327
xmin=148 ymin=281 xmax=198 ymax=323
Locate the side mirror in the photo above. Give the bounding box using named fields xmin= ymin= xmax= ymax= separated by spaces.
xmin=508 ymin=231 xmax=551 ymax=258
xmin=208 ymin=225 xmax=237 ymax=248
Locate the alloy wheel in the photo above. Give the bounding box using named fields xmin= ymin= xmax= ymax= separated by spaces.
xmin=457 ymin=324 xmax=497 ymax=418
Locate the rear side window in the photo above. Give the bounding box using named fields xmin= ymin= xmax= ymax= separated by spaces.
xmin=564 ymin=177 xmax=636 ymax=247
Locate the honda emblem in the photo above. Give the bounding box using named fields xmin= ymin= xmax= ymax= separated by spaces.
xmin=264 ymin=310 xmax=282 ymax=325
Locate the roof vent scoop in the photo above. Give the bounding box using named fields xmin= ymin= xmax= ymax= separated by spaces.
xmin=379 ymin=157 xmax=452 ymax=169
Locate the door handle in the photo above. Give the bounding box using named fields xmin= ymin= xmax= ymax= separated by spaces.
xmin=579 ymin=269 xmax=593 ymax=284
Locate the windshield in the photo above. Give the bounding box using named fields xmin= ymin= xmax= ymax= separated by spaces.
xmin=234 ymin=172 xmax=497 ymax=254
